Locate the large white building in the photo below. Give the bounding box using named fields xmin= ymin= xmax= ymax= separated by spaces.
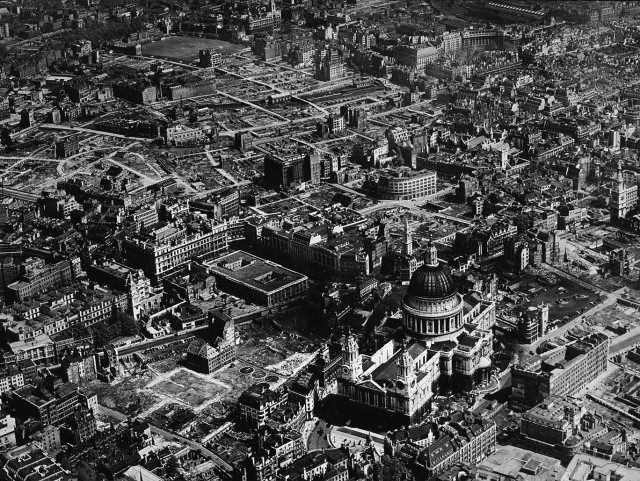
xmin=337 ymin=242 xmax=496 ymax=423
xmin=401 ymin=242 xmax=495 ymax=392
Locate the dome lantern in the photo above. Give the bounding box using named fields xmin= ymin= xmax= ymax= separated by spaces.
xmin=425 ymin=235 xmax=438 ymax=267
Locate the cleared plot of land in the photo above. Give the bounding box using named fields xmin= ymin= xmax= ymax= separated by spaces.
xmin=586 ymin=301 xmax=640 ymax=332
xmin=151 ymin=356 xmax=183 ymax=374
xmin=89 ymin=374 xmax=160 ymax=416
xmin=142 ymin=37 xmax=245 ymax=61
xmin=236 ymin=321 xmax=318 ymax=372
xmin=153 ymin=370 xmax=228 ymax=408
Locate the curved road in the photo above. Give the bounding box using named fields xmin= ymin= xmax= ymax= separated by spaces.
xmin=97 ymin=404 xmax=233 ymax=475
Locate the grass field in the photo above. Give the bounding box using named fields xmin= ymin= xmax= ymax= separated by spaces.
xmin=141 ymin=36 xmax=246 ymax=61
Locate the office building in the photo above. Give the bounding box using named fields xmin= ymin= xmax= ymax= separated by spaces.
xmin=609 ymin=247 xmax=634 ymax=277
xmin=204 ymin=251 xmax=308 ymax=307
xmin=199 ymin=49 xmax=222 ymax=67
xmin=518 ymin=304 xmax=548 ymax=344
xmin=189 ymin=188 xmax=240 ymax=220
xmin=122 ymin=220 xmax=229 ymax=282
xmin=112 ymin=82 xmax=156 ymax=104
xmin=6 ymin=258 xmax=81 ymax=303
xmin=245 ymin=214 xmax=379 ymax=282
xmin=413 ymin=413 xmax=496 ymax=477
xmin=393 ymin=45 xmax=438 ymax=70
xmin=264 ymin=151 xmax=322 ymax=190
xmin=163 ymin=124 xmax=208 ymax=145
xmin=238 ymin=384 xmax=288 ymax=428
xmin=562 ymin=454 xmax=640 ymax=481
xmin=11 ymin=382 xmax=96 ymax=427
xmin=511 ymin=332 xmax=609 ymax=411
xmin=314 ymin=48 xmax=345 ymax=81
xmin=231 ymin=0 xmax=281 ymax=34
xmin=54 ymin=136 xmax=80 ymax=159
xmin=371 ymin=168 xmax=437 ymax=200
xmin=2 ymin=446 xmax=72 ymax=481
xmin=520 ymin=397 xmax=600 ymax=463
xmin=186 ymin=337 xmax=236 ymax=374
xmin=461 ymin=28 xmax=505 ymax=49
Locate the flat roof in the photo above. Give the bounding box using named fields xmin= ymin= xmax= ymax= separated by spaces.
xmin=563 ymin=454 xmax=640 ymax=481
xmin=90 ymin=261 xmax=133 ymax=279
xmin=205 ymin=250 xmax=307 ymax=295
xmin=477 ymin=445 xmax=564 ymax=481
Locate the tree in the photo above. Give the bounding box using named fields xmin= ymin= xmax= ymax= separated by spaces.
xmin=76 ymin=461 xmax=96 ymax=481
xmin=56 ymin=451 xmax=71 ymax=471
xmin=0 ymin=129 xmax=13 ymax=147
xmin=374 ymin=455 xmax=412 ymax=481
xmin=165 ymin=456 xmax=180 ymax=477
xmin=514 ymin=213 xmax=532 ymax=233
xmin=115 ymin=311 xmax=140 ymax=336
xmin=503 ymin=40 xmax=517 ymax=52
xmin=91 ymin=311 xmax=139 ymax=348
xmin=92 ymin=322 xmax=119 ymax=349
xmin=167 ymin=314 xmax=182 ymax=331
xmin=350 ymin=143 xmax=368 ymax=166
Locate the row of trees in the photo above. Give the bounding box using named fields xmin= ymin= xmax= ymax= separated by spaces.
xmin=57 ymin=20 xmax=138 ymax=47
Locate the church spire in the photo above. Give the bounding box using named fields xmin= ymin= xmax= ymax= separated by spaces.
xmin=616 ymin=158 xmax=624 ymax=185
xmin=403 ymin=217 xmax=413 ymax=256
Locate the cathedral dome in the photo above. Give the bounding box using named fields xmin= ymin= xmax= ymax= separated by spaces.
xmin=402 ymin=241 xmax=464 ymax=341
xmin=407 ymin=263 xmax=457 ymax=300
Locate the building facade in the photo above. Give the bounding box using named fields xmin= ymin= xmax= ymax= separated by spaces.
xmin=374 ymin=168 xmax=437 ymax=200
xmin=337 ymin=335 xmax=440 ymax=425
xmin=122 ymin=221 xmax=229 ymax=282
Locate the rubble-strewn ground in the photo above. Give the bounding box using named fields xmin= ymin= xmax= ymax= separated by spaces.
xmin=92 ymin=318 xmax=320 ymax=433
xmin=150 ymin=369 xmax=230 ymax=409
xmin=88 ymin=372 xmax=160 ymax=416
